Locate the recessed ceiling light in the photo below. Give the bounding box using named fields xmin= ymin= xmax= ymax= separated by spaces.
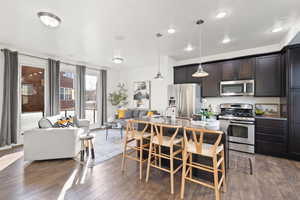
xmin=222 ymin=37 xmax=231 ymax=44
xmin=184 ymin=44 xmax=194 ymax=52
xmin=167 ymin=27 xmax=176 ymax=34
xmin=216 ymin=11 xmax=227 ymax=19
xmin=112 ymin=57 xmax=124 ymax=64
xmin=272 ymin=27 xmax=282 ymax=33
xmin=37 ymin=12 xmax=61 ymax=28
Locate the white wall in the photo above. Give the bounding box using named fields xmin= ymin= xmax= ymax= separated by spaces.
xmin=107 ymin=67 xmax=120 ymax=119
xmin=120 ymin=56 xmax=175 ymax=113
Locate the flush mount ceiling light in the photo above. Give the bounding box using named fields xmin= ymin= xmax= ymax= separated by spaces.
xmin=167 ymin=27 xmax=176 ymax=34
xmin=112 ymin=57 xmax=124 ymax=64
xmin=222 ymin=37 xmax=231 ymax=44
xmin=192 ymin=19 xmax=209 ymax=78
xmin=272 ymin=27 xmax=283 ymax=33
xmin=37 ymin=12 xmax=61 ymax=28
xmin=184 ymin=44 xmax=194 ymax=52
xmin=216 ymin=11 xmax=227 ymax=19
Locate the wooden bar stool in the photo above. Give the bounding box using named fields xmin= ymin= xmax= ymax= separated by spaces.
xmin=146 ymin=123 xmax=183 ymax=194
xmin=121 ymin=120 xmax=152 ymax=180
xmin=180 ymin=127 xmax=226 ymax=200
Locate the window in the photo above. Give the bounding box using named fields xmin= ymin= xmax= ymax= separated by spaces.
xmin=20 ymin=66 xmax=45 ymax=131
xmin=60 ymin=71 xmax=75 ymax=117
xmin=85 ymin=70 xmax=100 ymax=124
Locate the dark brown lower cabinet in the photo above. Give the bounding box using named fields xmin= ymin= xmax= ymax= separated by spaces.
xmin=255 ymin=118 xmax=288 ymax=157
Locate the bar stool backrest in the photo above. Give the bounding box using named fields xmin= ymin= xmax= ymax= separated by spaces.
xmin=183 ymin=127 xmax=223 ymax=155
xmin=152 ymin=123 xmax=181 ymax=146
xmin=126 ymin=120 xmax=151 ymax=138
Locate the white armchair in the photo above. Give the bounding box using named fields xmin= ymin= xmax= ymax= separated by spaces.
xmin=24 ymin=115 xmax=90 ymax=161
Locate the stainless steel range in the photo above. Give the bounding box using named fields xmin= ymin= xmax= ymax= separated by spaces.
xmin=219 ymin=103 xmax=255 ymax=154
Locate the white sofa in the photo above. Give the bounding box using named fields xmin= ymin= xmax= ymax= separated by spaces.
xmin=24 ymin=115 xmax=90 ymax=161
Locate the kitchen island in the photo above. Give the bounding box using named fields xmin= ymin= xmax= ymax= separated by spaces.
xmin=137 ymin=117 xmax=229 ymax=181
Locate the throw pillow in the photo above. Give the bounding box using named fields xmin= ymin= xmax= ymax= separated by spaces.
xmin=53 ymin=117 xmax=74 ymax=128
xmin=117 ymin=109 xmax=126 ymax=119
xmin=38 ymin=118 xmax=53 ymax=128
xmin=147 ymin=111 xmax=154 ymax=117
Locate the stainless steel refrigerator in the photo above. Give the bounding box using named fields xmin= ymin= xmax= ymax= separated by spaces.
xmin=167 ymin=84 xmax=201 ymax=118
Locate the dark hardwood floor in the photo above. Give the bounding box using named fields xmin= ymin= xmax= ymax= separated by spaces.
xmin=1 ymin=147 xmax=300 ymax=200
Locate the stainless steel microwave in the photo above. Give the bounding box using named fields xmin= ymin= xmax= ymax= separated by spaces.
xmin=220 ymin=80 xmax=255 ymax=96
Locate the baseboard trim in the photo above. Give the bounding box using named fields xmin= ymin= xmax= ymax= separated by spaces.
xmin=0 ymin=144 xmax=23 ymax=152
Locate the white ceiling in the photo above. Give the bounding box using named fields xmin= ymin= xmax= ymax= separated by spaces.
xmin=0 ymin=0 xmax=299 ymax=68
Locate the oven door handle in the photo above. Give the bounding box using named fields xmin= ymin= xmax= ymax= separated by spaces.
xmin=230 ymin=121 xmax=254 ymax=125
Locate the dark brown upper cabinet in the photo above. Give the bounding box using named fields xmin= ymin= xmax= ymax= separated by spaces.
xmin=289 ymin=46 xmax=300 ymax=89
xmin=221 ymin=60 xmax=239 ymax=81
xmin=239 ymin=58 xmax=255 ymax=80
xmin=255 ymin=54 xmax=281 ymax=97
xmin=221 ymin=58 xmax=255 ymax=81
xmin=202 ymin=63 xmax=222 ymax=97
xmin=173 ymin=64 xmax=201 ymax=84
xmin=173 ymin=66 xmax=187 ymax=84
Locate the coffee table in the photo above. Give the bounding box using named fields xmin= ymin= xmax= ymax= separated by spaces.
xmin=103 ymin=121 xmax=126 ymax=140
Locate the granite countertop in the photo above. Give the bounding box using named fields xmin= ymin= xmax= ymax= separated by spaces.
xmin=255 ymin=116 xmax=287 ymax=120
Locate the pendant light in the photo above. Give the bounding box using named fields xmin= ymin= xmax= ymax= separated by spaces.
xmin=192 ymin=19 xmax=209 ymax=78
xmin=154 ymin=33 xmax=164 ymax=80
xmin=112 ymin=35 xmax=125 ymax=64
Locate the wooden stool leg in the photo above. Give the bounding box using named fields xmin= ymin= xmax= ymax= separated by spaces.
xmin=221 ymin=150 xmax=227 ymax=192
xmin=154 ymin=144 xmax=158 ymax=166
xmin=139 ymin=139 xmax=143 ymax=180
xmin=180 ymin=150 xmax=188 ymax=199
xmin=189 ymin=153 xmax=193 ymax=178
xmin=213 ymin=156 xmax=220 ymax=200
xmin=90 ymin=139 xmax=95 ymax=159
xmin=80 ymin=140 xmax=85 ymax=162
xmin=170 ymin=146 xmax=174 ymax=194
xmin=85 ymin=141 xmax=89 ymax=157
xmin=121 ymin=137 xmax=128 ymax=172
xmin=146 ymin=139 xmax=154 ymax=182
xmin=159 ymin=145 xmax=162 ymax=168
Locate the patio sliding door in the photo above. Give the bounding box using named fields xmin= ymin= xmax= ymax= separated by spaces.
xmin=85 ymin=69 xmax=101 ymax=127
xmin=59 ymin=65 xmax=76 ymax=117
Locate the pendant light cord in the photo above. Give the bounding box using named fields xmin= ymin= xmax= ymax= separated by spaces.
xmin=156 ymin=33 xmax=162 ymax=73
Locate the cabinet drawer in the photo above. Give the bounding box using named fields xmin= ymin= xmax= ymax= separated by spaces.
xmin=255 ymin=140 xmax=287 ymax=156
xmin=255 ymin=127 xmax=286 ymax=136
xmin=256 ymin=133 xmax=285 ymax=143
xmin=255 ymin=118 xmax=286 ymax=129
